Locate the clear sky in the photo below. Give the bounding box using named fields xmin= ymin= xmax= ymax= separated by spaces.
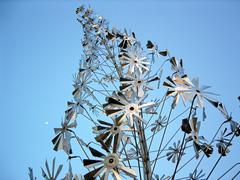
xmin=1 ymin=0 xmax=240 ymax=179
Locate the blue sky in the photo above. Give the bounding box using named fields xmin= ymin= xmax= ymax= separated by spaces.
xmin=1 ymin=0 xmax=240 ymax=179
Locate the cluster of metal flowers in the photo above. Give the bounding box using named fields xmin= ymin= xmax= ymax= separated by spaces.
xmin=29 ymin=5 xmax=240 ymax=180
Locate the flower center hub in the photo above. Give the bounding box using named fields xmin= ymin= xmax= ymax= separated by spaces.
xmin=111 ymin=126 xmax=119 ymax=134
xmin=104 ymin=153 xmax=119 ymax=169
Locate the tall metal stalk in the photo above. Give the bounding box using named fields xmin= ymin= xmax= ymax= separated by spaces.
xmin=136 ymin=118 xmax=152 ymax=180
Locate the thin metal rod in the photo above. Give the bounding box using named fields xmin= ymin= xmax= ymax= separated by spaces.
xmin=150 ymin=106 xmax=173 ymax=179
xmin=171 ymin=94 xmax=197 ymax=179
xmin=206 ymin=133 xmax=236 ymax=179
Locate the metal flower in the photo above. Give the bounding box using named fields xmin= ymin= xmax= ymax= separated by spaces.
xmin=119 ymin=74 xmax=160 ymax=97
xmin=76 ymin=6 xmax=85 ymax=14
xmin=103 ymin=92 xmax=155 ymax=127
xmin=188 ymin=77 xmax=219 ymax=108
xmin=163 ymin=75 xmax=192 ymax=108
xmin=41 ymin=158 xmax=63 ymax=180
xmin=185 ymin=116 xmax=206 ymax=158
xmin=52 ymin=120 xmax=77 ymax=154
xmin=166 ymin=140 xmax=183 ymax=163
xmin=153 ymin=174 xmax=171 ymax=180
xmin=151 ymin=116 xmax=167 ymax=132
xmin=65 ymin=101 xmax=83 ymax=121
xmin=181 ymin=118 xmax=192 ymax=134
xmin=63 ymin=162 xmax=83 ymax=180
xmin=126 ymin=148 xmax=138 ymax=159
xmin=146 ymin=40 xmax=168 ymax=59
xmin=93 ymin=118 xmax=132 ymax=152
xmin=83 ymin=147 xmax=136 ymax=179
xmin=218 ymin=103 xmax=240 ymax=136
xmin=72 ymin=69 xmax=93 ymax=100
xmin=28 ymin=167 xmax=37 ymax=180
xmin=169 ymin=57 xmax=185 ymax=76
xmin=200 ymin=143 xmax=213 ymax=158
xmin=216 ymin=128 xmax=232 ymax=156
xmin=118 ymin=30 xmax=136 ymax=49
xmin=229 ymin=120 xmax=240 ymax=136
xmin=77 ymin=60 xmax=98 ymax=77
xmin=216 ymin=102 xmax=232 ymax=121
xmin=188 ymin=169 xmax=205 ymax=180
xmin=119 ymin=44 xmax=150 ymax=74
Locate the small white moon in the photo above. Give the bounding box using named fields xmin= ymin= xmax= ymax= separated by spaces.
xmin=45 ymin=121 xmax=49 ymax=125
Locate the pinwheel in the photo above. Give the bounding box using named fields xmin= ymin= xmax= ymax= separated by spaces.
xmin=76 ymin=5 xmax=85 ymax=14
xmin=105 ymin=28 xmax=119 ymax=41
xmin=52 ymin=120 xmax=77 ymax=154
xmin=169 ymin=57 xmax=185 ymax=77
xmin=200 ymin=143 xmax=213 ymax=158
xmin=83 ymin=147 xmax=136 ymax=179
xmin=181 ymin=118 xmax=192 ymax=134
xmin=229 ymin=120 xmax=240 ymax=136
xmin=93 ymin=118 xmax=132 ymax=152
xmin=158 ymin=175 xmax=171 ymax=180
xmin=63 ymin=162 xmax=83 ymax=180
xmin=103 ymin=91 xmax=155 ymax=127
xmin=72 ymin=72 xmax=93 ymax=101
xmin=119 ymin=44 xmax=150 ymax=74
xmin=65 ymin=101 xmax=84 ymax=121
xmin=77 ymin=60 xmax=98 ymax=77
xmin=91 ymin=16 xmax=108 ymax=36
xmin=151 ymin=116 xmax=167 ymax=132
xmin=118 ymin=30 xmax=136 ymax=49
xmin=218 ymin=102 xmax=240 ymax=136
xmin=166 ymin=140 xmax=184 ymax=163
xmin=119 ymin=74 xmax=160 ymax=97
xmin=146 ymin=40 xmax=168 ymax=59
xmin=163 ymin=75 xmax=192 ymax=108
xmin=126 ymin=148 xmax=138 ymax=159
xmin=188 ymin=77 xmax=219 ymax=108
xmin=216 ymin=128 xmax=232 ymax=156
xmin=28 ymin=167 xmax=37 ymax=180
xmin=185 ymin=116 xmax=206 ymax=158
xmin=188 ymin=169 xmax=205 ymax=180
xmin=41 ymin=158 xmax=63 ymax=180
xmin=216 ymin=102 xmax=232 ymax=121
xmin=85 ymin=7 xmax=94 ymax=17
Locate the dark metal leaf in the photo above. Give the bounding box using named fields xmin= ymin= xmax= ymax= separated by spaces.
xmin=120 ymin=77 xmax=132 ymax=82
xmin=83 ymin=159 xmax=102 ymax=167
xmin=120 ymin=84 xmax=132 ymax=91
xmin=105 ymin=134 xmax=113 ymax=150
xmin=113 ymin=133 xmax=119 ymax=153
xmin=108 ymin=97 xmax=124 ymax=106
xmin=52 ymin=133 xmax=61 ymax=145
xmin=89 ymin=147 xmax=106 ymax=158
xmin=97 ymin=120 xmax=113 ymax=127
xmin=163 ymin=81 xmax=174 ymax=89
xmin=206 ymin=98 xmax=219 ymax=108
xmin=159 ymin=50 xmax=168 ymax=56
xmin=96 ymin=125 xmax=108 ymax=131
xmin=105 ymin=109 xmax=122 ymax=116
xmin=115 ymin=114 xmax=125 ymax=125
xmin=95 ymin=131 xmax=110 ymax=142
xmin=147 ymin=76 xmax=160 ymax=83
xmin=99 ymin=140 xmax=110 ymax=153
xmin=146 ymin=40 xmax=154 ymax=49
xmin=181 ymin=118 xmax=191 ymax=134
xmin=166 ymin=76 xmax=176 ymax=86
xmin=84 ymin=166 xmax=104 ymax=179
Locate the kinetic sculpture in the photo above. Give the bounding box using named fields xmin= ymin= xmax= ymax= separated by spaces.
xmin=29 ymin=5 xmax=240 ymax=180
